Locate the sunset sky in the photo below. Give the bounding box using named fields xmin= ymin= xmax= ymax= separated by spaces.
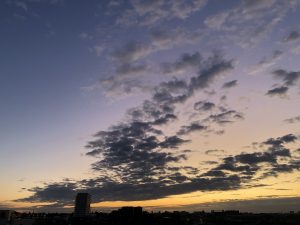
xmin=0 ymin=0 xmax=300 ymax=213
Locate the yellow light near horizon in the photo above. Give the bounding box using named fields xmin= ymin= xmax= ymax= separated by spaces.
xmin=92 ymin=172 xmax=300 ymax=211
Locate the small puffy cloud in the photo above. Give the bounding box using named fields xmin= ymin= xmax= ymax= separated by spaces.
xmin=79 ymin=32 xmax=93 ymax=40
xmin=177 ymin=122 xmax=207 ymax=135
xmin=204 ymin=149 xmax=225 ymax=156
xmin=194 ymin=101 xmax=215 ymax=111
xmin=266 ymin=86 xmax=288 ymax=97
xmin=284 ymin=116 xmax=300 ymax=124
xmin=93 ymin=45 xmax=105 ymax=56
xmin=222 ymin=80 xmax=238 ymax=89
xmin=283 ymin=30 xmax=300 ymax=42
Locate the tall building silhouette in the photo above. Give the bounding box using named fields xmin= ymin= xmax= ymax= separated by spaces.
xmin=74 ymin=193 xmax=91 ymax=217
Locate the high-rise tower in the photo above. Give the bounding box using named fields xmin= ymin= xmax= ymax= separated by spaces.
xmin=74 ymin=193 xmax=91 ymax=217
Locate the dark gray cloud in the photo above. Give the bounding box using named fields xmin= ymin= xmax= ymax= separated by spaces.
xmin=190 ymin=53 xmax=234 ymax=90
xmin=284 ymin=115 xmax=300 ymax=124
xmin=208 ymin=134 xmax=299 ymax=180
xmin=266 ymin=86 xmax=288 ymax=97
xmin=263 ymin=133 xmax=298 ymax=146
xmin=194 ymin=101 xmax=215 ymax=111
xmin=266 ymin=69 xmax=300 ymax=97
xmin=283 ymin=30 xmax=300 ymax=42
xmin=203 ymin=160 xmax=219 ymax=165
xmin=115 ymin=63 xmax=148 ymax=75
xmin=111 ymin=41 xmax=153 ymax=64
xmin=17 ymin=134 xmax=300 ymax=207
xmin=17 ymin=182 xmax=77 ymax=205
xmin=161 ymin=52 xmax=202 ymax=74
xmin=159 ymin=136 xmax=190 ymax=149
xmin=177 ymin=122 xmax=207 ymax=135
xmin=222 ymin=80 xmax=238 ymax=89
xmin=206 ymin=109 xmax=244 ymax=125
xmin=202 ymin=170 xmax=226 ymax=177
xmin=205 ymin=149 xmax=225 ymax=155
xmin=272 ymin=69 xmax=300 ymax=86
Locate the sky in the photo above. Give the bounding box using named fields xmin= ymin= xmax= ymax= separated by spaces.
xmin=0 ymin=0 xmax=300 ymax=213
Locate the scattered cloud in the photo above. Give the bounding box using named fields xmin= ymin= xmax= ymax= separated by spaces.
xmin=194 ymin=101 xmax=215 ymax=112
xmin=266 ymin=69 xmax=300 ymax=97
xmin=284 ymin=116 xmax=300 ymax=124
xmin=204 ymin=0 xmax=299 ymax=47
xmin=161 ymin=52 xmax=202 ymax=74
xmin=273 ymin=69 xmax=300 ymax=86
xmin=266 ymin=86 xmax=288 ymax=97
xmin=283 ymin=30 xmax=300 ymax=42
xmin=177 ymin=122 xmax=207 ymax=135
xmin=205 ymin=149 xmax=225 ymax=156
xmin=116 ymin=0 xmax=207 ymax=26
xmin=222 ymin=80 xmax=238 ymax=89
xmin=249 ymin=50 xmax=283 ymax=75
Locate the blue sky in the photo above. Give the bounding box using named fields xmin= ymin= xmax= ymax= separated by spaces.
xmin=0 ymin=0 xmax=300 ymax=212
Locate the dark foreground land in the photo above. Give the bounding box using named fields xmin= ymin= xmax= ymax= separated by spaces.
xmin=2 ymin=209 xmax=300 ymax=225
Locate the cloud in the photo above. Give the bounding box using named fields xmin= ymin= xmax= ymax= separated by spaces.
xmin=194 ymin=101 xmax=215 ymax=112
xmin=204 ymin=0 xmax=298 ymax=47
xmin=159 ymin=136 xmax=190 ymax=149
xmin=15 ymin=1 xmax=28 ymax=11
xmin=150 ymin=28 xmax=203 ymax=51
xmin=17 ymin=133 xmax=300 ymax=208
xmin=266 ymin=69 xmax=300 ymax=97
xmin=206 ymin=110 xmax=244 ymax=125
xmin=177 ymin=122 xmax=207 ymax=135
xmin=190 ymin=53 xmax=234 ymax=90
xmin=249 ymin=50 xmax=283 ymax=75
xmin=222 ymin=80 xmax=238 ymax=89
xmin=18 ymin=182 xmax=77 ymax=205
xmin=99 ymin=41 xmax=203 ymax=97
xmin=93 ymin=45 xmax=105 ymax=56
xmin=111 ymin=42 xmax=153 ymax=64
xmin=205 ymin=149 xmax=225 ymax=155
xmin=283 ymin=30 xmax=300 ymax=42
xmin=115 ymin=63 xmax=148 ymax=75
xmin=161 ymin=52 xmax=202 ymax=74
xmin=208 ymin=134 xmax=299 ymax=180
xmin=272 ymin=69 xmax=300 ymax=86
xmin=263 ymin=133 xmax=298 ymax=146
xmin=79 ymin=32 xmax=93 ymax=40
xmin=284 ymin=116 xmax=300 ymax=124
xmin=266 ymin=86 xmax=288 ymax=97
xmin=117 ymin=0 xmax=207 ymax=26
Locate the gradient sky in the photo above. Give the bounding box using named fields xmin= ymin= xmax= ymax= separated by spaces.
xmin=1 ymin=0 xmax=300 ymax=213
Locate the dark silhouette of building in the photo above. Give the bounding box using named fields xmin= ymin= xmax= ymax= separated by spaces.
xmin=74 ymin=193 xmax=91 ymax=217
xmin=118 ymin=206 xmax=143 ymax=218
xmin=0 ymin=210 xmax=15 ymax=225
